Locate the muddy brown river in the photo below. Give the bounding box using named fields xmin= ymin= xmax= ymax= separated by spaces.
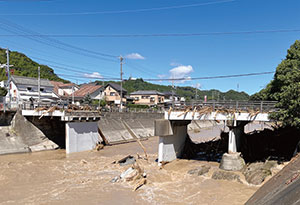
xmin=0 ymin=137 xmax=259 ymax=205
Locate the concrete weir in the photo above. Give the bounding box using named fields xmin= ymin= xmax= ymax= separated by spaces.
xmin=155 ymin=111 xmax=272 ymax=169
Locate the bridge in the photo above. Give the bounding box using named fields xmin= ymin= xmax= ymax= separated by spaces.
xmin=155 ymin=100 xmax=277 ymax=170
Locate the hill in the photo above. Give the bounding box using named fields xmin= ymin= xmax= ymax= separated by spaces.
xmin=0 ymin=48 xmax=67 ymax=82
xmin=96 ymin=78 xmax=250 ymax=101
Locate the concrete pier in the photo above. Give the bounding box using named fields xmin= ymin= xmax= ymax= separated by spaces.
xmin=155 ymin=111 xmax=272 ymax=166
xmin=156 ymin=120 xmax=191 ymax=163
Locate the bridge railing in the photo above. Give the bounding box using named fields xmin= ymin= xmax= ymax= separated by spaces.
xmin=185 ymin=100 xmax=278 ymax=112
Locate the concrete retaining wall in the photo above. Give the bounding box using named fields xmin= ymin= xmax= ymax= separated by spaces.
xmin=0 ymin=112 xmax=58 ymax=155
xmin=99 ymin=112 xmax=163 ymax=144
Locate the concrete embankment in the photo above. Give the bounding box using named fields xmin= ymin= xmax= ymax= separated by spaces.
xmin=0 ymin=111 xmax=58 ymax=155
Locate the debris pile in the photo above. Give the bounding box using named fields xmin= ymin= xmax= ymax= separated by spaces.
xmin=111 ymin=155 xmax=147 ymax=191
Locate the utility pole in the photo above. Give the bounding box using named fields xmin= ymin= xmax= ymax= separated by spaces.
xmin=195 ymin=87 xmax=197 ymax=101
xmin=6 ymin=48 xmax=11 ymax=109
xmin=72 ymin=85 xmax=74 ymax=104
xmin=119 ymin=56 xmax=124 ymax=112
xmin=172 ymin=78 xmax=174 ymax=108
xmin=38 ymin=66 xmax=41 ymax=106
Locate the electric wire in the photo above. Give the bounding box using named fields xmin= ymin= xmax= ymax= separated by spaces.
xmin=0 ymin=0 xmax=236 ymax=16
xmin=1 ymin=29 xmax=300 ymax=38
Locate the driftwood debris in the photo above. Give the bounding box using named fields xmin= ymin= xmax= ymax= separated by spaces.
xmin=136 ymin=139 xmax=148 ymax=161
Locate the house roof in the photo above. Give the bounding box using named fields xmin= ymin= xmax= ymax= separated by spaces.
xmin=11 ymin=75 xmax=53 ymax=87
xmin=51 ymin=81 xmax=77 ymax=97
xmin=73 ymin=84 xmax=102 ymax=97
xmin=130 ymin=90 xmax=165 ymax=96
xmin=163 ymin=91 xmax=179 ymax=97
xmin=105 ymin=83 xmax=127 ymax=93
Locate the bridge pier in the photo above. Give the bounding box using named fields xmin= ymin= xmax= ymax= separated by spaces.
xmin=155 ymin=119 xmax=191 ymax=164
xmin=220 ymin=120 xmax=248 ymax=171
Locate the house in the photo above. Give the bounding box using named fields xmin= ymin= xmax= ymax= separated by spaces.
xmin=163 ymin=91 xmax=180 ymax=102
xmin=7 ymin=75 xmax=54 ymax=106
xmin=103 ymin=83 xmax=127 ymax=106
xmin=130 ymin=90 xmax=165 ymax=106
xmin=51 ymin=81 xmax=79 ymax=100
xmin=73 ymin=83 xmax=103 ymax=103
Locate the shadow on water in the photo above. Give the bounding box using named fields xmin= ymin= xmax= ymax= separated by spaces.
xmin=181 ymin=127 xmax=300 ymax=164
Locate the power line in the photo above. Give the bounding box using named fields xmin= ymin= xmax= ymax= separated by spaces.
xmin=0 ymin=0 xmax=236 ymax=16
xmin=0 ymin=19 xmax=119 ymax=61
xmin=56 ymin=73 xmax=121 ymax=80
xmin=144 ymin=71 xmax=275 ymax=81
xmin=1 ymin=29 xmax=300 ymax=38
xmin=29 ymin=55 xmax=119 ymax=76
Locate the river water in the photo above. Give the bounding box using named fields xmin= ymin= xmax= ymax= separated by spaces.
xmin=0 ymin=137 xmax=259 ymax=205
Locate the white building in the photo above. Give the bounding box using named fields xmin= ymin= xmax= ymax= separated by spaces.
xmin=7 ymin=75 xmax=55 ymax=106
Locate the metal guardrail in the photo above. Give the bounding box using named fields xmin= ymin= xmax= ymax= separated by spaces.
xmin=185 ymin=100 xmax=278 ymax=112
xmin=1 ymin=100 xmax=278 ymax=113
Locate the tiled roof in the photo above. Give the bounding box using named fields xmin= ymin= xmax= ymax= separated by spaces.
xmin=73 ymin=84 xmax=102 ymax=97
xmin=130 ymin=90 xmax=165 ymax=95
xmin=105 ymin=83 xmax=127 ymax=93
xmin=12 ymin=75 xmax=53 ymax=87
xmin=51 ymin=81 xmax=75 ymax=97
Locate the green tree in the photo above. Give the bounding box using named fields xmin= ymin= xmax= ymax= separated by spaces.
xmin=0 ymin=87 xmax=7 ymax=96
xmin=82 ymin=94 xmax=92 ymax=105
xmin=252 ymin=40 xmax=300 ymax=128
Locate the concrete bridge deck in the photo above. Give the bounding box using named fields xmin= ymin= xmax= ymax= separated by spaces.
xmin=22 ymin=110 xmax=101 ymax=121
xmin=156 ymin=103 xmax=276 ymax=169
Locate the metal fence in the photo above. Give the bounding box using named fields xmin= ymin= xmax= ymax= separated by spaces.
xmin=185 ymin=100 xmax=278 ymax=112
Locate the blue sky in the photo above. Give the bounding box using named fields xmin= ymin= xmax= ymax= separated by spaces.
xmin=0 ymin=0 xmax=299 ymax=94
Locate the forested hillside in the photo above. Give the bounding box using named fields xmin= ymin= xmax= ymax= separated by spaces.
xmin=96 ymin=78 xmax=250 ymax=101
xmin=0 ymin=48 xmax=67 ymax=82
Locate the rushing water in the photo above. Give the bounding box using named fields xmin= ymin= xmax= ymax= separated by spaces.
xmin=0 ymin=137 xmax=258 ymax=205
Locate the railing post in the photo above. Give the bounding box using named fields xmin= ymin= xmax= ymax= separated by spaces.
xmin=260 ymin=101 xmax=263 ymax=112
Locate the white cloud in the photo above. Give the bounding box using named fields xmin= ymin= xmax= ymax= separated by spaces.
xmin=169 ymin=65 xmax=193 ymax=78
xmin=84 ymin=72 xmax=103 ymax=78
xmin=125 ymin=53 xmax=145 ymax=60
xmin=170 ymin=62 xmax=182 ymax=67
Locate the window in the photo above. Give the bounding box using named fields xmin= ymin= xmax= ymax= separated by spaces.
xmin=142 ymin=96 xmax=150 ymax=99
xmin=110 ymin=92 xmax=116 ymax=96
xmin=27 ymin=87 xmax=32 ymax=91
xmin=134 ymin=97 xmax=139 ymax=101
xmin=40 ymin=88 xmax=44 ymax=92
xmin=150 ymin=97 xmax=155 ymax=102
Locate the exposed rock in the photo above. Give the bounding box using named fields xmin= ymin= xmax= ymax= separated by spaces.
xmin=212 ymin=170 xmax=242 ymax=183
xmin=242 ymin=161 xmax=277 ymax=185
xmin=187 ymin=165 xmax=211 ymax=176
